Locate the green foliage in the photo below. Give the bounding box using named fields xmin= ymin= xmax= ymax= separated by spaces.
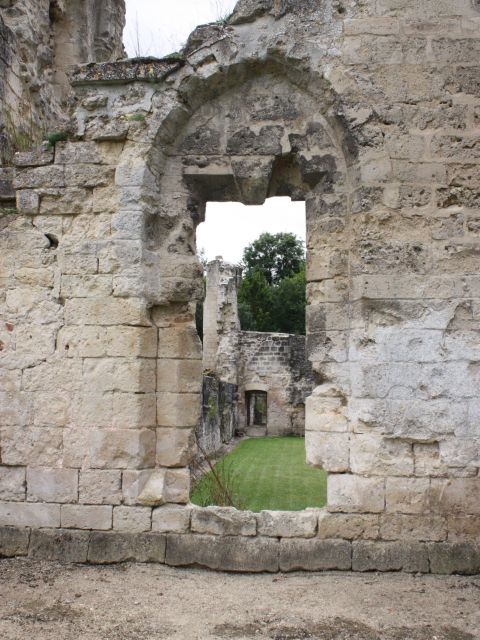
xmin=191 ymin=437 xmax=327 ymax=512
xmin=238 ymin=232 xmax=306 ymax=334
xmin=242 ymin=232 xmax=305 ymax=286
xmin=47 ymin=131 xmax=68 ymax=147
xmin=126 ymin=113 xmax=146 ymax=122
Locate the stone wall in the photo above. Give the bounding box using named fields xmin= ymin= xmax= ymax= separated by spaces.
xmin=197 ymin=375 xmax=238 ymax=454
xmin=238 ymin=332 xmax=313 ymax=436
xmin=0 ymin=0 xmax=479 ymax=572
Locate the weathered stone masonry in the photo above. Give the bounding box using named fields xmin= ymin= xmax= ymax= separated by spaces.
xmin=0 ymin=0 xmax=480 ymax=573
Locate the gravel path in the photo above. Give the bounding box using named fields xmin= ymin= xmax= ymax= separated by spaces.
xmin=0 ymin=559 xmax=479 ymax=639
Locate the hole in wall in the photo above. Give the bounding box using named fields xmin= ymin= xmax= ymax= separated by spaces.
xmin=191 ymin=197 xmax=326 ymax=512
xmin=45 ymin=233 xmax=59 ymax=249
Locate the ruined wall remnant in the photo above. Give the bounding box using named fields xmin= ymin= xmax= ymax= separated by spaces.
xmin=197 ymin=375 xmax=238 ymax=455
xmin=0 ymin=0 xmax=125 ymax=165
xmin=0 ymin=0 xmax=479 ymax=572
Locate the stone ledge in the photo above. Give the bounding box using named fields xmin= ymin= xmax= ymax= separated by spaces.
xmin=70 ymin=58 xmax=185 ymax=86
xmin=0 ymin=527 xmax=479 ymax=574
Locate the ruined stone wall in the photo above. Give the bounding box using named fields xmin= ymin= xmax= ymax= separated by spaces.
xmin=0 ymin=0 xmax=125 ymax=165
xmin=0 ymin=0 xmax=479 ymax=572
xmin=197 ymin=375 xmax=238 ymax=455
xmin=238 ymin=332 xmax=313 ymax=436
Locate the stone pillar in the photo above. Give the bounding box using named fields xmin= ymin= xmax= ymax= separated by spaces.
xmin=202 ymin=257 xmax=241 ymax=385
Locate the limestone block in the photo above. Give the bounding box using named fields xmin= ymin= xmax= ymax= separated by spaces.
xmin=58 ymin=326 xmax=107 ymax=358
xmin=14 ymin=166 xmax=64 ymax=189
xmin=257 ymin=510 xmax=318 ymax=538
xmin=350 ymin=435 xmax=414 ymax=476
xmin=385 ymin=478 xmax=430 ymax=514
xmin=136 ymin=469 xmax=190 ymax=507
xmin=157 ymin=325 xmax=202 ymax=360
xmin=23 ymin=360 xmax=83 ymax=392
xmin=157 ymin=392 xmax=201 ymax=428
xmin=435 ymin=478 xmax=480 ymax=515
xmin=191 ymin=507 xmax=257 ymax=536
xmin=16 ymin=190 xmax=40 ymax=214
xmin=70 ymin=393 xmax=113 ymax=428
xmin=317 ymin=512 xmax=380 ymax=540
xmin=29 ymin=529 xmax=89 ymax=563
xmin=83 ymin=358 xmax=156 ymax=394
xmin=0 ymin=426 xmax=63 ymax=468
xmin=0 ymin=392 xmax=32 ymax=426
xmin=79 ymin=470 xmax=122 ymax=505
xmin=40 ymin=188 xmax=94 ymax=215
xmin=279 ymin=539 xmax=352 ymax=572
xmin=447 ymin=516 xmax=480 ymax=542
xmin=0 ymin=527 xmax=30 ymax=557
xmin=156 ymin=428 xmax=196 ymax=467
xmin=27 ymin=468 xmax=78 ymax=504
xmin=122 ymin=470 xmax=151 ymax=506
xmin=88 ymin=429 xmax=156 ymax=469
xmin=352 ymin=541 xmax=429 ymax=573
xmin=88 ymin=532 xmax=166 ymax=564
xmin=105 ymin=326 xmax=157 ymax=357
xmin=65 ymin=165 xmax=114 ymax=188
xmin=380 ymin=514 xmax=447 ymax=542
xmin=113 ymin=506 xmax=152 ymax=532
xmin=0 ymin=502 xmax=60 ymax=528
xmin=152 ymin=505 xmax=191 ymax=533
xmin=0 ymin=467 xmax=26 ymax=501
xmin=112 ymin=393 xmax=157 ymax=429
xmin=33 ymin=391 xmax=72 ymax=428
xmin=328 ymin=475 xmax=385 ymax=513
xmin=59 ymin=253 xmax=98 ymax=275
xmin=157 ymin=359 xmax=203 ymax=394
xmin=63 ymin=429 xmax=89 ymax=469
xmin=413 ymin=443 xmax=449 ymax=477
xmin=306 ymin=432 xmax=350 ymax=472
xmin=55 ymin=141 xmax=101 ymax=164
xmin=64 ymin=298 xmax=150 ymax=326
xmin=428 ymin=542 xmax=480 ymax=575
xmin=165 ymin=534 xmax=279 ymax=572
xmin=61 ymin=275 xmax=113 ymax=298
xmin=15 ymin=145 xmax=54 ymax=166
xmin=61 ymin=505 xmax=112 ymax=530
xmin=305 ymin=387 xmax=348 ymax=433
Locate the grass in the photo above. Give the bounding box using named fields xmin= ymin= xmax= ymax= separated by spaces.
xmin=191 ymin=436 xmax=327 ymax=512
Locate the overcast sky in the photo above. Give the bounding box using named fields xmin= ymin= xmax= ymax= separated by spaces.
xmin=124 ymin=1 xmax=306 ymax=263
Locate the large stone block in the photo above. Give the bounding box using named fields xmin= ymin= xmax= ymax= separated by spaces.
xmin=136 ymin=469 xmax=190 ymax=506
xmin=88 ymin=532 xmax=166 ymax=564
xmin=317 ymin=512 xmax=380 ymax=540
xmin=0 ymin=527 xmax=30 ymax=557
xmin=64 ymin=298 xmax=150 ymax=326
xmin=88 ymin=429 xmax=156 ymax=469
xmin=0 ymin=502 xmax=60 ymax=528
xmin=191 ymin=507 xmax=257 ymax=536
xmin=435 ymin=478 xmax=480 ymax=515
xmin=105 ymin=326 xmax=157 ymax=357
xmin=385 ymin=477 xmax=430 ymax=514
xmin=447 ymin=516 xmax=480 ymax=542
xmin=328 ymin=475 xmax=385 ymax=513
xmin=79 ymin=470 xmax=122 ymax=505
xmin=380 ymin=514 xmax=447 ymax=542
xmin=428 ymin=543 xmax=480 ymax=575
xmin=157 ymin=326 xmax=202 ymax=360
xmin=29 ymin=529 xmax=89 ymax=563
xmin=156 ymin=428 xmax=196 ymax=467
xmin=279 ymin=539 xmax=352 ymax=571
xmin=152 ymin=505 xmax=191 ymax=533
xmin=166 ymin=534 xmax=279 ymax=572
xmin=350 ymin=435 xmax=414 ymax=476
xmin=112 ymin=393 xmax=157 ymax=429
xmin=306 ymin=432 xmax=350 ymax=472
xmin=352 ymin=541 xmax=429 ymax=573
xmin=156 ymin=392 xmax=201 ymax=428
xmin=157 ymin=359 xmax=203 ymax=393
xmin=0 ymin=466 xmax=26 ymax=501
xmin=27 ymin=468 xmax=78 ymax=504
xmin=61 ymin=505 xmax=112 ymax=530
xmin=257 ymin=510 xmax=318 ymax=538
xmin=113 ymin=506 xmax=152 ymax=532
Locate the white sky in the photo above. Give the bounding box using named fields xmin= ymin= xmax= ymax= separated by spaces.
xmin=124 ymin=1 xmax=306 ymax=263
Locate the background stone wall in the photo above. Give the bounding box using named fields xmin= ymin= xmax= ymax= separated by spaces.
xmin=238 ymin=332 xmax=314 ymax=436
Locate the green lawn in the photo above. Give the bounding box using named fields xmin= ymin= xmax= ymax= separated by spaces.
xmin=191 ymin=436 xmax=327 ymax=512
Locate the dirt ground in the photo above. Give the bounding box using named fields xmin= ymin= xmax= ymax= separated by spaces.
xmin=0 ymin=559 xmax=479 ymax=640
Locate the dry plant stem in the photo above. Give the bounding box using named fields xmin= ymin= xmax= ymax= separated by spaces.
xmin=195 ymin=437 xmax=236 ymax=507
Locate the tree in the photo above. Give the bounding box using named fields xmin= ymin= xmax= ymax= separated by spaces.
xmin=238 ymin=233 xmax=306 ymax=335
xmin=242 ymin=232 xmax=305 ymax=286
